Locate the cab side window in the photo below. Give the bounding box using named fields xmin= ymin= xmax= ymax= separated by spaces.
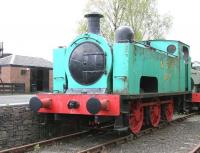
xmin=183 ymin=46 xmax=189 ymax=63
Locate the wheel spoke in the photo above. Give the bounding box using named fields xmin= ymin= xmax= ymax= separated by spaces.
xmin=149 ymin=104 xmax=161 ymax=127
xmin=162 ymin=101 xmax=174 ymax=122
xmin=165 ymin=102 xmax=174 ymax=121
xmin=129 ymin=102 xmax=144 ymax=134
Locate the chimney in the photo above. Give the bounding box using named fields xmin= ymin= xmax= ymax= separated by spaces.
xmin=84 ymin=12 xmax=103 ymax=34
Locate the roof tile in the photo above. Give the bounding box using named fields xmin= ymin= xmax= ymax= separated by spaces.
xmin=0 ymin=54 xmax=52 ymax=68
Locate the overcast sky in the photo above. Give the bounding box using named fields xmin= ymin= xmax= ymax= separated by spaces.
xmin=0 ymin=0 xmax=200 ymax=62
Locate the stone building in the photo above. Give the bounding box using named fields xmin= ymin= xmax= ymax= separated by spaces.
xmin=0 ymin=54 xmax=53 ymax=93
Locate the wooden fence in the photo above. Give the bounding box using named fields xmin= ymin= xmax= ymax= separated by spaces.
xmin=0 ymin=83 xmax=25 ymax=94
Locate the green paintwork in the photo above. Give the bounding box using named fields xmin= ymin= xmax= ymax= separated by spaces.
xmin=53 ymin=33 xmax=112 ymax=93
xmin=53 ymin=47 xmax=66 ymax=92
xmin=53 ymin=32 xmax=191 ymax=95
xmin=113 ymin=40 xmax=191 ymax=94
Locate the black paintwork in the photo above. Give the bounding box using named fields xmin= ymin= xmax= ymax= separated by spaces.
xmin=29 ymin=97 xmax=42 ymax=112
xmin=86 ymin=97 xmax=101 ymax=114
xmin=69 ymin=42 xmax=105 ymax=85
xmin=68 ymin=100 xmax=80 ymax=109
xmin=84 ymin=12 xmax=103 ymax=34
xmin=120 ymin=91 xmax=191 ymax=100
xmin=115 ymin=26 xmax=134 ymax=43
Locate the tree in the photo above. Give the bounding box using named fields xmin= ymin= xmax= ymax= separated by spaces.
xmin=77 ymin=0 xmax=172 ymax=41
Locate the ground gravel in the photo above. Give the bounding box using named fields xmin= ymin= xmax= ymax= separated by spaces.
xmin=108 ymin=115 xmax=200 ymax=153
xmin=28 ymin=115 xmax=200 ymax=153
xmin=28 ymin=130 xmax=121 ymax=153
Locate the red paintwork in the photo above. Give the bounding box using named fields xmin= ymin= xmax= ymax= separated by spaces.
xmin=37 ymin=94 xmax=120 ymax=116
xmin=165 ymin=101 xmax=174 ymax=122
xmin=129 ymin=102 xmax=144 ymax=134
xmin=149 ymin=104 xmax=161 ymax=127
xmin=40 ymin=98 xmax=52 ymax=108
xmin=192 ymin=93 xmax=200 ymax=103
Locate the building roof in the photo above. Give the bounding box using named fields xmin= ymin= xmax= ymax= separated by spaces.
xmin=0 ymin=54 xmax=52 ymax=69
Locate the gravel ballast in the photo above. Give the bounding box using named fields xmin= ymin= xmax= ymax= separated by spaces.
xmin=28 ymin=115 xmax=200 ymax=153
xmin=108 ymin=115 xmax=200 ymax=153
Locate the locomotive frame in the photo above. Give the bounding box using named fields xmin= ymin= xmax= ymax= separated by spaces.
xmin=30 ymin=12 xmax=196 ymax=134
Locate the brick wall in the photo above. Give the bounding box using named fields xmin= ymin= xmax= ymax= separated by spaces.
xmin=0 ymin=105 xmax=80 ymax=150
xmin=0 ymin=66 xmax=11 ymax=83
xmin=0 ymin=66 xmax=30 ymax=93
xmin=10 ymin=67 xmax=30 ymax=93
xmin=0 ymin=66 xmax=53 ymax=93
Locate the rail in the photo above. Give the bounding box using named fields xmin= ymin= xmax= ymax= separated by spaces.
xmin=0 ymin=83 xmax=25 ymax=94
xmin=0 ymin=130 xmax=89 ymax=153
xmin=0 ymin=113 xmax=196 ymax=153
xmin=188 ymin=143 xmax=200 ymax=153
xmin=78 ymin=113 xmax=197 ymax=153
xmin=0 ymin=124 xmax=114 ymax=153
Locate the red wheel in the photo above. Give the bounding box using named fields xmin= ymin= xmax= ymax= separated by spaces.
xmin=165 ymin=102 xmax=174 ymax=122
xmin=149 ymin=104 xmax=161 ymax=127
xmin=129 ymin=103 xmax=144 ymax=134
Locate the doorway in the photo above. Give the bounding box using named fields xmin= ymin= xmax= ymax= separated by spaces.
xmin=30 ymin=68 xmax=49 ymax=92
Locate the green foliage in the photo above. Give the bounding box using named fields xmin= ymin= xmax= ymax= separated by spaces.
xmin=77 ymin=19 xmax=87 ymax=35
xmin=77 ymin=0 xmax=172 ymax=42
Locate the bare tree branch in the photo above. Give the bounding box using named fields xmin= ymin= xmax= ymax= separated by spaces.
xmin=77 ymin=0 xmax=172 ymax=42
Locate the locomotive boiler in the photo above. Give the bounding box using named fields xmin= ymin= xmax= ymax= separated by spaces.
xmin=29 ymin=13 xmax=192 ymax=134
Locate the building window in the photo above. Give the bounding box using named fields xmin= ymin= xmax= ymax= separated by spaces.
xmin=21 ymin=69 xmax=27 ymax=75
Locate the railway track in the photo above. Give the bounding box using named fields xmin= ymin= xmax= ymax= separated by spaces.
xmin=0 ymin=131 xmax=89 ymax=153
xmin=0 ymin=113 xmax=197 ymax=153
xmin=0 ymin=123 xmax=114 ymax=153
xmin=78 ymin=113 xmax=197 ymax=153
xmin=188 ymin=143 xmax=200 ymax=153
